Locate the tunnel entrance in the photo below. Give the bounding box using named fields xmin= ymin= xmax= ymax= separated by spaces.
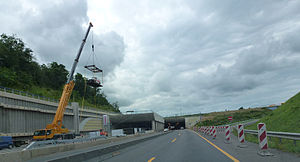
xmin=164 ymin=117 xmax=185 ymax=129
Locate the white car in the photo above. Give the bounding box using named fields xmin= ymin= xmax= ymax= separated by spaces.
xmin=163 ymin=128 xmax=169 ymax=132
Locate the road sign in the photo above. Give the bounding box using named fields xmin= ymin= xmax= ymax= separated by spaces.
xmin=228 ymin=116 xmax=233 ymax=121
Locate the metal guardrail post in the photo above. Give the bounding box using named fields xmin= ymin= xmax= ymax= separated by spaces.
xmin=279 ymin=138 xmax=282 ymax=144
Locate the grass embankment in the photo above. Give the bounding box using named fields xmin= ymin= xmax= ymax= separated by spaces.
xmin=243 ymin=92 xmax=300 ymax=153
xmin=195 ymin=108 xmax=271 ymax=127
xmin=29 ymin=85 xmax=61 ymax=100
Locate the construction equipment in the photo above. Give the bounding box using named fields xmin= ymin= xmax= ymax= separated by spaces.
xmin=33 ymin=22 xmax=93 ymax=140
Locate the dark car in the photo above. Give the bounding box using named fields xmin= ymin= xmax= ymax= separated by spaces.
xmin=0 ymin=136 xmax=13 ymax=149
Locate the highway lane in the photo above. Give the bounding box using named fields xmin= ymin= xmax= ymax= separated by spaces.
xmin=87 ymin=130 xmax=237 ymax=162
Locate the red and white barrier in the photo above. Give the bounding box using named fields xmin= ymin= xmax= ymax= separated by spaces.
xmin=257 ymin=123 xmax=273 ymax=156
xmin=210 ymin=126 xmax=213 ymax=136
xmin=258 ymin=123 xmax=268 ymax=150
xmin=207 ymin=126 xmax=211 ymax=135
xmin=225 ymin=125 xmax=230 ymax=143
xmin=238 ymin=124 xmax=245 ymax=143
xmin=207 ymin=126 xmax=210 ymax=135
xmin=213 ymin=126 xmax=216 ymax=139
xmin=237 ymin=124 xmax=247 ymax=147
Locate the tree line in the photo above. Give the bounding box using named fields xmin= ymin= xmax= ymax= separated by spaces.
xmin=0 ymin=34 xmax=119 ymax=112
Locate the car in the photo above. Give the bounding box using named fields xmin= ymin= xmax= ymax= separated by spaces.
xmin=0 ymin=136 xmax=13 ymax=149
xmin=163 ymin=128 xmax=169 ymax=132
xmin=180 ymin=127 xmax=184 ymax=130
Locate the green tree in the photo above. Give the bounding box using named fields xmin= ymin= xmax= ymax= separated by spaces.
xmin=0 ymin=34 xmax=35 ymax=89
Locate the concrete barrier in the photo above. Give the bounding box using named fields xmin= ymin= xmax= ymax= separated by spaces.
xmin=0 ymin=132 xmax=166 ymax=162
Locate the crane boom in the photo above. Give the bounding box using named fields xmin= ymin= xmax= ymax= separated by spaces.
xmin=33 ymin=22 xmax=93 ymax=140
xmin=68 ymin=22 xmax=93 ymax=83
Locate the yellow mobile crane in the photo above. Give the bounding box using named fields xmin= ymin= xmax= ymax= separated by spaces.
xmin=33 ymin=23 xmax=93 ymax=140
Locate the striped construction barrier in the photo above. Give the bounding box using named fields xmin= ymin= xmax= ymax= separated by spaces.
xmin=207 ymin=127 xmax=211 ymax=135
xmin=257 ymin=123 xmax=273 ymax=156
xmin=213 ymin=126 xmax=216 ymax=139
xmin=238 ymin=124 xmax=245 ymax=143
xmin=258 ymin=123 xmax=267 ymax=149
xmin=224 ymin=125 xmax=231 ymax=143
xmin=210 ymin=126 xmax=213 ymax=136
xmin=237 ymin=124 xmax=247 ymax=147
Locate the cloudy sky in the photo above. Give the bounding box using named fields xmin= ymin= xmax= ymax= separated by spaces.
xmin=1 ymin=0 xmax=300 ymax=116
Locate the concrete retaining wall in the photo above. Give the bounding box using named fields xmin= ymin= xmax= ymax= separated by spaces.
xmin=0 ymin=91 xmax=119 ymax=135
xmin=0 ymin=106 xmax=76 ymax=134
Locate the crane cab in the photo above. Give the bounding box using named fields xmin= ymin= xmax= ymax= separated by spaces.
xmin=33 ymin=127 xmax=74 ymax=140
xmin=33 ymin=129 xmax=53 ymax=140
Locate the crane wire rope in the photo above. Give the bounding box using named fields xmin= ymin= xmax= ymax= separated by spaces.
xmin=80 ymin=30 xmax=94 ymax=121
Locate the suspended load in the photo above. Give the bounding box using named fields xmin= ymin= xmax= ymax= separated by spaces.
xmin=84 ymin=64 xmax=103 ymax=88
xmin=84 ymin=43 xmax=103 ymax=88
xmin=86 ymin=76 xmax=103 ymax=88
xmin=84 ymin=34 xmax=104 ymax=88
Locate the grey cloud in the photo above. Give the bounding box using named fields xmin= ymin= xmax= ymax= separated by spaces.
xmin=2 ymin=0 xmax=300 ymax=116
xmin=91 ymin=31 xmax=125 ymax=74
xmin=110 ymin=0 xmax=300 ymax=115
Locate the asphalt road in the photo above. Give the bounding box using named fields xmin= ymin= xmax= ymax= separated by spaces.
xmin=87 ymin=130 xmax=236 ymax=162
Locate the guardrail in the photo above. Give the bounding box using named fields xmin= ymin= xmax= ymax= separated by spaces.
xmin=244 ymin=129 xmax=300 ymax=143
xmin=232 ymin=125 xmax=300 ymax=146
xmin=0 ymin=86 xmax=59 ymax=103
